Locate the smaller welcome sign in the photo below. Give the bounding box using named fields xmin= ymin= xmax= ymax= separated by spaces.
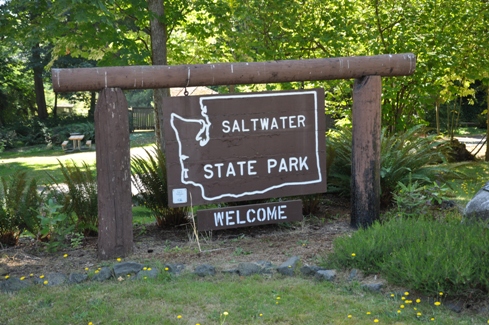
xmin=197 ymin=200 xmax=303 ymax=231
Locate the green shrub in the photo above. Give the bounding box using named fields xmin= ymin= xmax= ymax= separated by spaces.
xmin=326 ymin=217 xmax=489 ymax=298
xmin=131 ymin=146 xmax=188 ymax=228
xmin=0 ymin=171 xmax=41 ymax=245
xmin=37 ymin=199 xmax=75 ymax=252
xmin=48 ymin=160 xmax=98 ymax=235
xmin=327 ymin=124 xmax=462 ymax=206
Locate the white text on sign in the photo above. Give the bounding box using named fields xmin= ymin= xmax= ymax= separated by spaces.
xmin=222 ymin=115 xmax=306 ymax=133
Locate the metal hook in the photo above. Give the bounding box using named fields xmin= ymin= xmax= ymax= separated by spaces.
xmin=184 ymin=69 xmax=190 ymax=96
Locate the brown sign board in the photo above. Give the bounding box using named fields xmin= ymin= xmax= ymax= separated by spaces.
xmin=161 ymin=89 xmax=326 ymax=207
xmin=197 ymin=200 xmax=303 ymax=231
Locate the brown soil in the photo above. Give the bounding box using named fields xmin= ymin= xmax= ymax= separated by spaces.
xmin=0 ymin=194 xmax=352 ymax=277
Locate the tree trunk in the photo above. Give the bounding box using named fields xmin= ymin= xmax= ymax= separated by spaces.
xmin=148 ymin=0 xmax=169 ymax=150
xmin=32 ymin=43 xmax=48 ymax=120
xmin=435 ymin=98 xmax=440 ymax=135
xmin=486 ymin=86 xmax=489 ymax=162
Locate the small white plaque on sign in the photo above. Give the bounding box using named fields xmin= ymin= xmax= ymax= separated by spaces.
xmin=172 ymin=188 xmax=188 ymax=204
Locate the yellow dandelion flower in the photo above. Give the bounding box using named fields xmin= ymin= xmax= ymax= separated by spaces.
xmin=431 ymin=318 xmax=435 ymax=321
xmin=439 ymin=292 xmax=443 ymax=296
xmin=40 ymin=275 xmax=44 ymax=279
xmin=351 ymin=253 xmax=356 ymax=257
xmin=143 ymin=267 xmax=147 ymax=271
xmin=416 ymin=299 xmax=421 ymax=303
xmin=29 ymin=273 xmax=33 ymax=277
xmin=94 ymin=270 xmax=99 ymax=274
xmin=259 ymin=313 xmax=263 ymax=317
xmin=347 ymin=314 xmax=352 ymax=318
xmin=374 ymin=319 xmax=379 ymax=323
xmin=406 ymin=300 xmax=413 ymax=304
xmin=417 ymin=312 xmax=422 ymax=317
xmin=165 ymin=267 xmax=169 ymax=271
xmin=63 ymin=254 xmax=68 ymax=258
xmin=366 ymin=311 xmax=371 ymax=315
xmin=276 ymin=296 xmax=281 ymax=300
xmin=147 ymin=268 xmax=152 ymax=271
xmin=85 ymin=267 xmax=89 ymax=271
xmin=143 ymin=276 xmax=147 ymax=280
xmin=414 ymin=307 xmax=417 ymax=310
xmin=20 ymin=276 xmax=25 ymax=281
xmin=177 ymin=315 xmax=182 ymax=319
xmin=223 ymin=311 xmax=229 ymax=316
xmin=4 ymin=275 xmax=9 ymax=279
xmin=397 ymin=310 xmax=401 ymax=313
xmin=88 ymin=322 xmax=93 ymax=325
xmin=43 ymin=280 xmax=48 ymax=285
xmin=401 ymin=297 xmax=406 ymax=300
xmin=404 ymin=291 xmax=409 ymax=296
xmin=400 ymin=305 xmax=405 ymax=309
xmin=390 ymin=294 xmax=395 ymax=297
xmin=434 ymin=301 xmax=441 ymax=306
xmin=117 ymin=258 xmax=122 ymax=262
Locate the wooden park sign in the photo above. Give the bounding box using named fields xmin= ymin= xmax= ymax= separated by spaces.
xmin=162 ymin=89 xmax=325 ymax=230
xmin=51 ymin=53 xmax=416 ymax=259
xmin=162 ymin=89 xmax=326 ymax=207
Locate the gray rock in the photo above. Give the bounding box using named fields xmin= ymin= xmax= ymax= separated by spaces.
xmin=362 ymin=282 xmax=383 ymax=292
xmin=92 ymin=267 xmax=112 ymax=281
xmin=277 ymin=256 xmax=300 ymax=276
xmin=238 ymin=262 xmax=262 ymax=276
xmin=256 ymin=260 xmax=275 ymax=274
xmin=0 ymin=266 xmax=8 ymax=276
xmin=69 ymin=273 xmax=88 ymax=284
xmin=136 ymin=267 xmax=159 ymax=280
xmin=164 ymin=263 xmax=186 ymax=275
xmin=445 ymin=300 xmax=464 ymax=313
xmin=194 ymin=264 xmax=216 ymax=277
xmin=0 ymin=277 xmax=31 ymax=292
xmin=300 ymin=265 xmax=323 ymax=277
xmin=316 ymin=270 xmax=336 ymax=281
xmin=348 ymin=269 xmax=359 ymax=281
xmin=113 ymin=261 xmax=143 ymax=278
xmin=464 ymin=182 xmax=489 ymax=221
xmin=45 ymin=273 xmax=67 ymax=286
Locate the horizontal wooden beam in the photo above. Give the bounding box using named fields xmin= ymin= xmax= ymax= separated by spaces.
xmin=51 ymin=53 xmax=416 ymax=92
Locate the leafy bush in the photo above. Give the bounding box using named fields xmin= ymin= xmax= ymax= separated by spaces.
xmin=0 ymin=171 xmax=41 ymax=246
xmin=326 ymin=217 xmax=489 ymax=298
xmin=37 ymin=199 xmax=75 ymax=252
xmin=48 ymin=160 xmax=98 ymax=235
xmin=131 ymin=146 xmax=188 ymax=228
xmin=327 ymin=124 xmax=461 ymax=206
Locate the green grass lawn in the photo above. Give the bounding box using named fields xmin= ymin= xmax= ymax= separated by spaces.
xmin=2 ymin=272 xmax=487 ymax=325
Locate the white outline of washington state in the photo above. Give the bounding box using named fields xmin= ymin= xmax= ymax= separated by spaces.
xmin=170 ymin=90 xmax=322 ymax=201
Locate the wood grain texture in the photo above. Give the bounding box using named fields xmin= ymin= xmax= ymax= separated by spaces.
xmin=351 ymin=76 xmax=382 ymax=228
xmin=52 ymin=54 xmax=416 ymax=92
xmin=95 ymin=88 xmax=133 ymax=260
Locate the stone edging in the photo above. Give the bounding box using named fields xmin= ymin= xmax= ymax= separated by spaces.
xmin=0 ymin=256 xmax=384 ymax=293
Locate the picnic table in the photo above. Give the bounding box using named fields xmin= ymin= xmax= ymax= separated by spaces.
xmin=68 ymin=134 xmax=84 ymax=151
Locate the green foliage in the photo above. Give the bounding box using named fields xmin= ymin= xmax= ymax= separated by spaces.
xmin=131 ymin=146 xmax=188 ymax=228
xmin=327 ymin=123 xmax=462 ymax=206
xmin=49 ymin=160 xmax=98 ymax=236
xmin=37 ymin=199 xmax=75 ymax=252
xmin=0 ymin=171 xmax=41 ymax=246
xmin=385 ymin=176 xmax=455 ymax=220
xmin=327 ymin=217 xmax=489 ymax=299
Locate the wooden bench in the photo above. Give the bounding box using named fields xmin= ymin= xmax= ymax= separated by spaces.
xmin=61 ymin=140 xmax=69 ymax=151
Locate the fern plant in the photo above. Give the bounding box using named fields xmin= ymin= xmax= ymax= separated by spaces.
xmin=327 ymin=124 xmax=463 ymax=206
xmin=131 ymin=146 xmax=188 ymax=228
xmin=0 ymin=171 xmax=41 ymax=246
xmin=48 ymin=160 xmax=97 ymax=235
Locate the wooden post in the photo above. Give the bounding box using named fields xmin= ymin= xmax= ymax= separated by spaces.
xmin=351 ymin=76 xmax=382 ymax=228
xmin=95 ymin=88 xmax=133 ymax=259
